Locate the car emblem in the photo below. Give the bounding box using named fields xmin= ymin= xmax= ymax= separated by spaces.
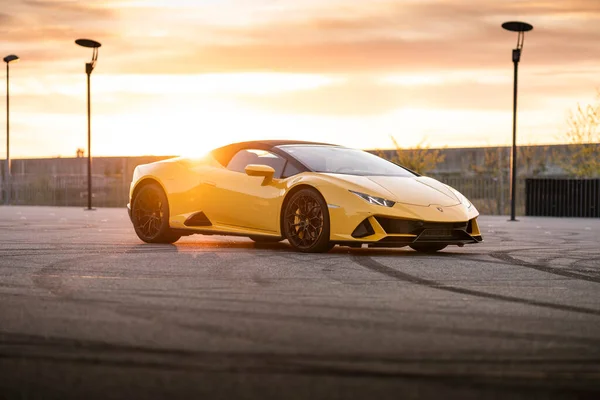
xmin=436 ymin=207 xmax=444 ymax=212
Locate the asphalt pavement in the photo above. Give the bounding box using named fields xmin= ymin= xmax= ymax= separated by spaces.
xmin=0 ymin=206 xmax=599 ymax=399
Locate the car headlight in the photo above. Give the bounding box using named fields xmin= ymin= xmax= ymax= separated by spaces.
xmin=449 ymin=188 xmax=472 ymax=209
xmin=349 ymin=190 xmax=396 ymax=207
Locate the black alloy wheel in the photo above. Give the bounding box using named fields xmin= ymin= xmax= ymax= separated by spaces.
xmin=283 ymin=188 xmax=332 ymax=253
xmin=409 ymin=243 xmax=447 ymax=253
xmin=132 ymin=183 xmax=181 ymax=244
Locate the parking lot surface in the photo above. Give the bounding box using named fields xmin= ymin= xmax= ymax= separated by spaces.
xmin=0 ymin=206 xmax=599 ymax=399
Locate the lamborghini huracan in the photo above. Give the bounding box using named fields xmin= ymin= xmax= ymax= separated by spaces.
xmin=127 ymin=140 xmax=482 ymax=253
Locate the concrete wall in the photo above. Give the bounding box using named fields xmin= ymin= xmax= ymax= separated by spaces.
xmin=0 ymin=144 xmax=593 ymax=213
xmin=371 ymin=144 xmax=573 ymax=177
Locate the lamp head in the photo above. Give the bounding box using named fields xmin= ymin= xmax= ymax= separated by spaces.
xmin=502 ymin=21 xmax=533 ymax=53
xmin=502 ymin=21 xmax=533 ymax=32
xmin=75 ymin=39 xmax=102 ymax=48
xmin=75 ymin=39 xmax=101 ymax=73
xmin=3 ymin=55 xmax=19 ymax=63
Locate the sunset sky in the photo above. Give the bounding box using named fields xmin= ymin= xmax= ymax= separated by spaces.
xmin=1 ymin=0 xmax=600 ymax=158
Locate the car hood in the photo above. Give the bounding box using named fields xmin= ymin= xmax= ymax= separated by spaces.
xmin=368 ymin=176 xmax=460 ymax=206
xmin=323 ymin=174 xmax=460 ymax=207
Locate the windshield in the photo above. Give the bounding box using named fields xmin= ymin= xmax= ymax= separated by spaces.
xmin=278 ymin=145 xmax=416 ymax=177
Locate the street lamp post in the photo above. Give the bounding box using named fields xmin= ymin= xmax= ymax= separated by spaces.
xmin=75 ymin=39 xmax=101 ymax=211
xmin=3 ymin=54 xmax=19 ymax=206
xmin=502 ymin=21 xmax=533 ymax=221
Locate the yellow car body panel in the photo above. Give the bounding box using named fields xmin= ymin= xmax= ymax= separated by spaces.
xmin=129 ymin=147 xmax=481 ymax=247
xmin=310 ymin=174 xmax=479 ymax=242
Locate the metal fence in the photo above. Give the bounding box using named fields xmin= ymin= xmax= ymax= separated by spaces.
xmin=526 ymin=178 xmax=600 ymax=217
xmin=432 ymin=175 xmax=524 ymax=216
xmin=1 ymin=173 xmax=525 ymax=216
xmin=1 ymin=174 xmax=130 ymax=208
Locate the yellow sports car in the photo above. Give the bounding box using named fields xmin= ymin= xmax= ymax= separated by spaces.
xmin=128 ymin=140 xmax=482 ymax=253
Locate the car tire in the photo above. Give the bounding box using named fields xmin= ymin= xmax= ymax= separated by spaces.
xmin=283 ymin=188 xmax=332 ymax=253
xmin=409 ymin=243 xmax=447 ymax=253
xmin=131 ymin=183 xmax=181 ymax=244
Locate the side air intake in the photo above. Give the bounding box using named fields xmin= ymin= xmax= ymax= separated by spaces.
xmin=184 ymin=212 xmax=212 ymax=227
xmin=351 ymin=218 xmax=375 ymax=238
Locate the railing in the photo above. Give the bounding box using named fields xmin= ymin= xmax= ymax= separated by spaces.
xmin=525 ymin=178 xmax=599 ymax=217
xmin=1 ymin=175 xmax=130 ymax=208
xmin=431 ymin=175 xmax=525 ymax=216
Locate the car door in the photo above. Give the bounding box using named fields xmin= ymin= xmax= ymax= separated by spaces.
xmin=167 ymin=157 xmax=225 ymax=227
xmin=204 ymin=149 xmax=287 ymax=233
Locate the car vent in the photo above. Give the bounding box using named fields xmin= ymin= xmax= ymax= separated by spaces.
xmin=467 ymin=219 xmax=474 ymax=234
xmin=351 ymin=218 xmax=375 ymax=238
xmin=184 ymin=211 xmax=212 ymax=227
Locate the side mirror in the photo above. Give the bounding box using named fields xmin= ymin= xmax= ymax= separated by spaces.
xmin=245 ymin=164 xmax=275 ymax=185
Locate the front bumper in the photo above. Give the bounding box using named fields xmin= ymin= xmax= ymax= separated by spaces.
xmin=327 ymin=201 xmax=482 ymax=247
xmin=333 ymin=215 xmax=482 ymax=247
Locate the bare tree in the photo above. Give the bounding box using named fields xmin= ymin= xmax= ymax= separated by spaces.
xmin=555 ymin=90 xmax=600 ymax=177
xmin=469 ymin=145 xmax=547 ymax=177
xmin=470 ymin=147 xmax=502 ymax=176
xmin=381 ymin=136 xmax=446 ymax=175
xmin=517 ymin=145 xmax=549 ymax=177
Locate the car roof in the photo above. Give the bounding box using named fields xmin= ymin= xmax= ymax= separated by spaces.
xmin=222 ymin=140 xmax=334 ymax=149
xmin=210 ymin=140 xmax=337 ymax=167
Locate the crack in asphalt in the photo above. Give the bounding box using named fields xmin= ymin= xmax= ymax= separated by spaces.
xmin=490 ymin=250 xmax=600 ymax=284
xmin=350 ymin=255 xmax=600 ymax=317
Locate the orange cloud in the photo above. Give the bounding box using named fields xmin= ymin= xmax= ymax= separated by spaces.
xmin=2 ymin=0 xmax=600 ymax=158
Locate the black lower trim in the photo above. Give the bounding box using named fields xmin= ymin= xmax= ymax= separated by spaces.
xmin=171 ymin=227 xmax=280 ymax=240
xmin=169 ymin=223 xmax=482 ymax=247
xmin=367 ymin=242 xmax=410 ymax=248
xmin=171 ymin=228 xmax=195 ymax=237
xmin=332 ymin=241 xmax=364 ymax=248
xmin=376 ymin=236 xmax=416 ymax=245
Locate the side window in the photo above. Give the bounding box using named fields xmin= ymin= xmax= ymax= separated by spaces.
xmin=226 ymin=149 xmax=286 ymax=179
xmin=282 ymin=162 xmax=302 ymax=178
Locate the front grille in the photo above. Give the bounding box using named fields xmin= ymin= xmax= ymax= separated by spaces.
xmin=375 ymin=217 xmax=423 ymax=234
xmin=373 ymin=216 xmax=476 ymax=244
xmin=422 ymin=221 xmax=468 ymax=230
xmin=375 ymin=217 xmax=467 ymax=235
xmin=417 ymin=228 xmax=472 ymax=242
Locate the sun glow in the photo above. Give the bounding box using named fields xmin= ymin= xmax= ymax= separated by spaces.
xmin=5 ymin=73 xmax=340 ymax=158
xmin=94 ymin=73 xmax=339 ymax=96
xmin=380 ymin=70 xmax=512 ymax=86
